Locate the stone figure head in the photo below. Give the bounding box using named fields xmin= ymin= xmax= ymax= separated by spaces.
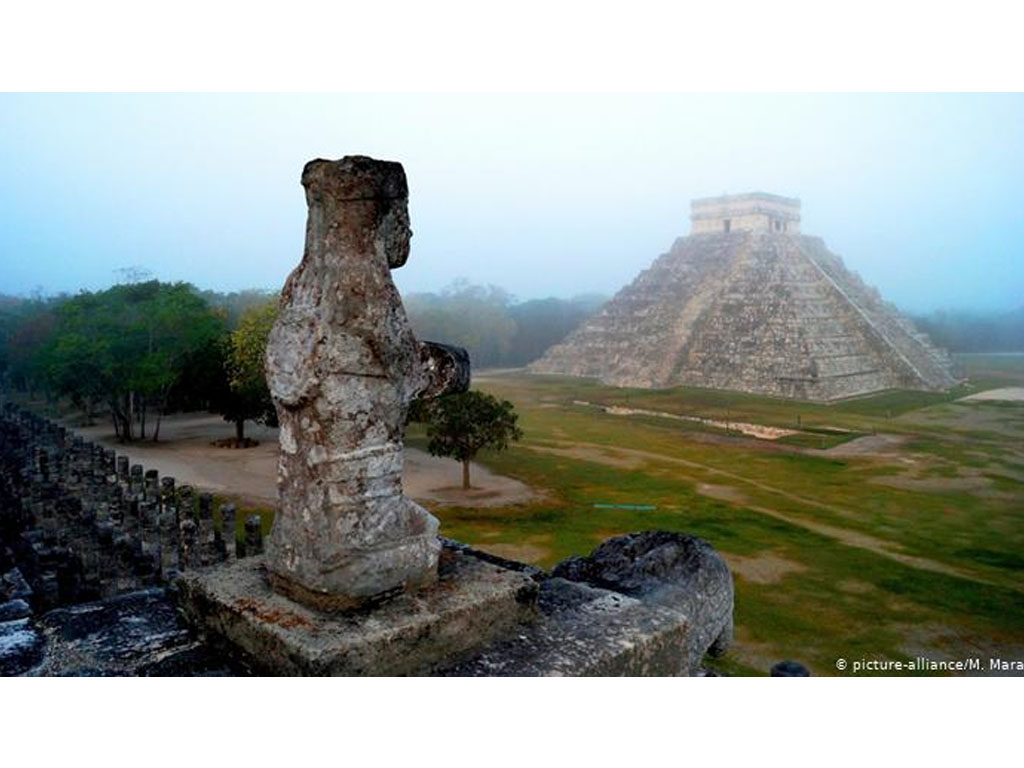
xmin=301 ymin=155 xmax=411 ymax=269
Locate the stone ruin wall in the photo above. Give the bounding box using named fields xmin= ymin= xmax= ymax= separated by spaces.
xmin=0 ymin=403 xmax=265 ymax=613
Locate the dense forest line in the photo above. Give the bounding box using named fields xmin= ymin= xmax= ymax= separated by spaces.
xmin=403 ymin=281 xmax=607 ymax=368
xmin=0 ymin=282 xmax=280 ymax=442
xmin=910 ymin=307 xmax=1024 ymax=354
xmin=3 ymin=278 xmax=1021 ymax=442
xmin=0 ymin=280 xmax=606 ymax=440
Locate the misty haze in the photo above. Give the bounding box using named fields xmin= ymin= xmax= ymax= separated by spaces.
xmin=1 ymin=94 xmax=1022 ymax=678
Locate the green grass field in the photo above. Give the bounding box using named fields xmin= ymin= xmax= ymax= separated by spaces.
xmin=417 ymin=354 xmax=1024 ymax=676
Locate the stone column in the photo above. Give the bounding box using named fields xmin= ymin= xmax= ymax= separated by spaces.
xmin=160 ymin=476 xmax=176 ymax=512
xmin=178 ymin=485 xmax=195 ymax=521
xmin=197 ymin=492 xmax=215 ymax=565
xmin=125 ymin=496 xmax=141 ymax=541
xmin=139 ymin=500 xmax=159 ymax=576
xmin=263 ymin=156 xmax=469 ymax=610
xmin=158 ymin=502 xmax=179 ymax=580
xmin=144 ymin=469 xmax=160 ymax=503
xmin=103 ymin=448 xmax=116 ymax=478
xmin=217 ymin=502 xmax=237 ymax=560
xmin=243 ymin=515 xmax=263 ymax=558
xmin=129 ymin=464 xmax=143 ymax=496
xmin=179 ymin=519 xmax=198 ymax=570
xmin=176 ymin=486 xmax=195 ymax=569
xmin=96 ymin=520 xmax=116 ymax=596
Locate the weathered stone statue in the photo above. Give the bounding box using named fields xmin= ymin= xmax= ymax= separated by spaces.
xmin=174 ymin=157 xmax=733 ymax=677
xmin=264 ymin=156 xmax=469 ymax=610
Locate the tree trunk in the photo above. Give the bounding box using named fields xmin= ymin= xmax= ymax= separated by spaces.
xmin=235 ymin=418 xmax=245 ymax=445
xmin=152 ymin=386 xmax=170 ymax=443
xmin=120 ymin=392 xmax=134 ymax=442
xmin=139 ymin=395 xmax=147 ymax=439
xmin=462 ymin=459 xmax=471 ymax=490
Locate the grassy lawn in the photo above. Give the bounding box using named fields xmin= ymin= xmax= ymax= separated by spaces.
xmin=432 ymin=359 xmax=1024 ymax=675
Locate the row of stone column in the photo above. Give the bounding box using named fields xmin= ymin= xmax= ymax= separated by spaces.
xmin=0 ymin=403 xmax=265 ymax=610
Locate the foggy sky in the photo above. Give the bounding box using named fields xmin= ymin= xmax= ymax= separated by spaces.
xmin=1 ymin=93 xmax=1021 ymax=313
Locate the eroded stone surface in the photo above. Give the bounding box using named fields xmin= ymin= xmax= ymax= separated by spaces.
xmin=530 ymin=225 xmax=960 ymax=401
xmin=177 ymin=544 xmax=539 ymax=676
xmin=552 ymin=531 xmax=734 ymax=666
xmin=439 ymin=577 xmax=697 ymax=676
xmin=264 ymin=156 xmax=469 ymax=609
xmin=1 ymin=588 xmax=237 ymax=676
xmin=442 ymin=532 xmax=734 ymax=676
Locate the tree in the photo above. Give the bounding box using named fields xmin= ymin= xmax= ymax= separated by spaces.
xmin=219 ymin=299 xmax=278 ymax=445
xmin=39 ymin=281 xmax=223 ymax=440
xmin=419 ymin=391 xmax=523 ymax=489
xmin=5 ymin=308 xmax=58 ymax=397
xmin=131 ymin=282 xmax=226 ymax=440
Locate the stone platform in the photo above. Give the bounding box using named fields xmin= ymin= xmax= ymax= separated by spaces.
xmin=3 ymin=533 xmax=736 ymax=676
xmin=176 ymin=543 xmax=540 ymax=676
xmin=440 ymin=577 xmax=696 ymax=676
xmin=1 ymin=588 xmax=239 ymax=676
xmin=441 ymin=532 xmax=734 ymax=676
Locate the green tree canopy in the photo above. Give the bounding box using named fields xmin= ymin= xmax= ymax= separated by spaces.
xmin=217 ymin=299 xmax=278 ymax=444
xmin=419 ymin=390 xmax=523 ymax=489
xmin=40 ymin=280 xmax=225 ymax=439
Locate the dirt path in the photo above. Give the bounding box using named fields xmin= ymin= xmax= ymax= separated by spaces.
xmin=959 ymin=387 xmax=1024 ymax=402
xmin=572 ymin=399 xmax=800 ymax=440
xmin=527 ymin=439 xmax=1016 ymax=591
xmin=63 ymin=413 xmax=541 ymax=509
xmin=825 ymin=433 xmax=906 ymax=457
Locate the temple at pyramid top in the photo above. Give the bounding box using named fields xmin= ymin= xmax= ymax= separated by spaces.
xmin=531 ymin=194 xmax=961 ymax=401
xmin=691 ymin=192 xmax=801 ymax=235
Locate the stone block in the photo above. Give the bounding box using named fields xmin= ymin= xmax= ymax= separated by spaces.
xmin=440 ymin=578 xmax=695 ymax=676
xmin=176 ymin=543 xmax=539 ymax=676
xmin=442 ymin=532 xmax=733 ymax=676
xmin=24 ymin=588 xmax=237 ymax=677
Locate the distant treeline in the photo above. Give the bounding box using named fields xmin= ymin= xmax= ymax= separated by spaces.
xmin=911 ymin=307 xmax=1024 ymax=353
xmin=0 ymin=280 xmax=603 ymax=437
xmin=0 ymin=283 xmax=280 ymax=441
xmin=404 ymin=281 xmax=607 ymax=369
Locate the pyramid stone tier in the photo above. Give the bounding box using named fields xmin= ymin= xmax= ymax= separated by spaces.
xmin=530 ymin=230 xmax=961 ymax=402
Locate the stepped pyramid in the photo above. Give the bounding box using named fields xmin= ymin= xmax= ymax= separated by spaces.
xmin=531 ymin=193 xmax=960 ymax=401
